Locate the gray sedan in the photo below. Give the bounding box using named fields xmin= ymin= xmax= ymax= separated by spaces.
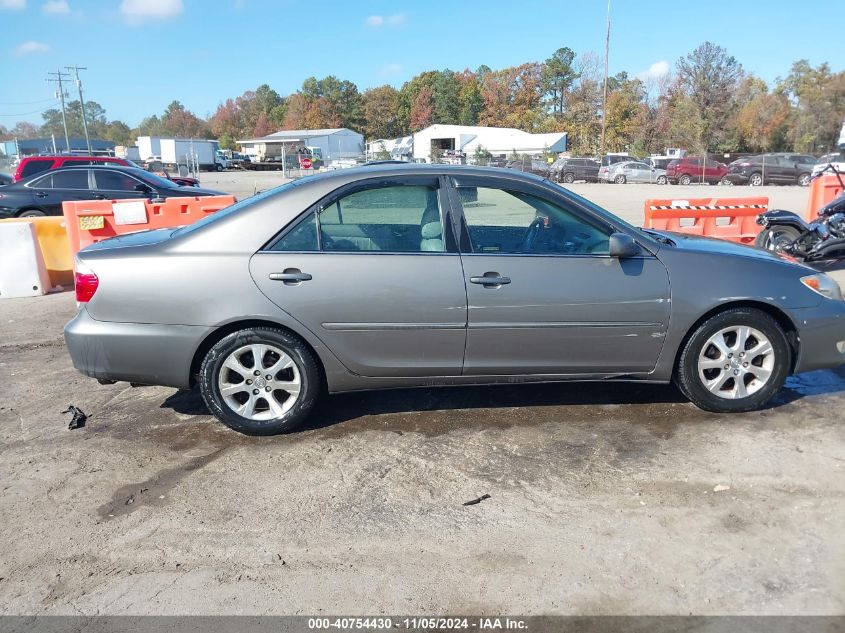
xmin=604 ymin=160 xmax=668 ymax=184
xmin=65 ymin=165 xmax=845 ymax=435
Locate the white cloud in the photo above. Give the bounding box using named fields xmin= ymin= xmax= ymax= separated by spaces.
xmin=14 ymin=40 xmax=50 ymax=56
xmin=42 ymin=0 xmax=69 ymax=14
xmin=366 ymin=13 xmax=406 ymax=28
xmin=0 ymin=0 xmax=26 ymax=9
xmin=637 ymin=60 xmax=670 ymax=81
xmin=379 ymin=63 xmax=403 ymax=77
xmin=120 ymin=0 xmax=183 ymax=24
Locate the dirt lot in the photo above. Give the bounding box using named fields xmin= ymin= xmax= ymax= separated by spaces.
xmin=0 ymin=174 xmax=843 ymax=616
xmin=1 ymin=289 xmax=844 ymax=615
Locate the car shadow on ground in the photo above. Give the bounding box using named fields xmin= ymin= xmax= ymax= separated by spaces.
xmin=157 ymin=371 xmax=845 ymax=438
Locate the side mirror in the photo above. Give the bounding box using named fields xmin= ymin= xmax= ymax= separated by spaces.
xmin=134 ymin=183 xmax=152 ymax=194
xmin=608 ymin=232 xmax=640 ymax=258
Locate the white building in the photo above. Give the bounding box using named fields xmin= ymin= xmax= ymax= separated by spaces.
xmin=366 ymin=136 xmax=413 ymax=161
xmin=238 ymin=128 xmax=364 ymax=164
xmin=409 ymin=124 xmax=567 ymax=162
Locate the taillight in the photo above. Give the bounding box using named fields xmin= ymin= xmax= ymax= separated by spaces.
xmin=74 ymin=258 xmax=98 ymax=303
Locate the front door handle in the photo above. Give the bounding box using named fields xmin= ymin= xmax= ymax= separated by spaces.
xmin=35 ymin=191 xmax=48 ymax=198
xmin=470 ymin=272 xmax=511 ymax=287
xmin=269 ymin=270 xmax=312 ymax=284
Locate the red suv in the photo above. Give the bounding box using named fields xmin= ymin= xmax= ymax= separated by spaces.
xmin=665 ymin=156 xmax=728 ymax=185
xmin=13 ymin=155 xmax=133 ymax=182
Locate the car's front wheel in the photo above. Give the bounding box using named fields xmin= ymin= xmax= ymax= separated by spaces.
xmin=199 ymin=327 xmax=320 ymax=435
xmin=679 ymin=174 xmax=692 ymax=185
xmin=656 ymin=175 xmax=667 ymax=185
xmin=563 ymin=172 xmax=575 ymax=183
xmin=675 ymin=308 xmax=790 ymax=413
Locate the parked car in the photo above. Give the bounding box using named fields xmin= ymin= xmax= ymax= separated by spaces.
xmin=812 ymin=152 xmax=845 ymax=178
xmin=600 ymin=155 xmax=630 ymax=168
xmin=13 ymin=154 xmax=133 ymax=182
xmin=665 ymin=156 xmax=728 ymax=185
xmin=724 ymin=154 xmax=813 ymax=186
xmin=65 ymin=164 xmax=845 ymax=436
xmin=646 ymin=157 xmax=675 ymax=171
xmin=550 ymin=157 xmax=600 ymax=183
xmin=0 ymin=165 xmax=225 ymax=218
xmin=505 ymin=159 xmax=550 ymax=177
xmin=487 ymin=156 xmax=508 ymax=168
xmin=603 ymin=160 xmax=668 ymax=184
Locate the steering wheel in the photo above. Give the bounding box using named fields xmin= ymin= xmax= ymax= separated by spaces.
xmin=519 ymin=217 xmax=546 ymax=252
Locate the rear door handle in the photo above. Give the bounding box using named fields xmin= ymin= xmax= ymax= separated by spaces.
xmin=35 ymin=192 xmax=48 ymax=198
xmin=470 ymin=273 xmax=511 ymax=287
xmin=269 ymin=270 xmax=312 ymax=283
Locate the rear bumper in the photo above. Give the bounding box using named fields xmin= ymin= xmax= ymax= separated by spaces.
xmin=793 ymin=301 xmax=845 ymax=374
xmin=64 ymin=308 xmax=212 ymax=389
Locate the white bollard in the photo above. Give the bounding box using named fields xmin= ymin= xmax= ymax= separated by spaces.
xmin=0 ymin=222 xmax=51 ymax=298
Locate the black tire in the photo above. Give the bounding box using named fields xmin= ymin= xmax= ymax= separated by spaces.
xmin=749 ymin=172 xmax=763 ymax=186
xmin=199 ymin=327 xmax=320 ymax=435
xmin=563 ymin=172 xmax=575 ymax=183
xmin=614 ymin=174 xmax=626 ymax=184
xmin=720 ymin=177 xmax=733 ymax=186
xmin=754 ymin=225 xmax=802 ymax=251
xmin=679 ymin=174 xmax=692 ymax=186
xmin=675 ymin=308 xmax=790 ymax=413
xmin=18 ymin=209 xmax=46 ymax=218
xmin=656 ymin=175 xmax=667 ymax=185
xmin=216 ymin=163 xmax=223 ymax=172
xmin=798 ymin=172 xmax=811 ymax=187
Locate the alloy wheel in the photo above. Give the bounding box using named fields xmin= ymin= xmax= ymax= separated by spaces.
xmin=217 ymin=344 xmax=301 ymax=420
xmin=697 ymin=326 xmax=775 ymax=399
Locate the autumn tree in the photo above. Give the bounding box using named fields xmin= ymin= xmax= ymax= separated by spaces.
xmin=675 ymin=42 xmax=742 ymax=151
xmin=410 ymin=86 xmax=434 ymax=131
xmin=779 ymin=60 xmax=845 ymax=153
xmin=362 ymin=85 xmax=401 ymax=139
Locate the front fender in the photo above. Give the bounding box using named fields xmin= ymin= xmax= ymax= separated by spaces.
xmin=757 ymin=209 xmax=811 ymax=231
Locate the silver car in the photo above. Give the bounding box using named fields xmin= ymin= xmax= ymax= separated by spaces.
xmin=65 ymin=165 xmax=845 ymax=435
xmin=606 ymin=160 xmax=668 ymax=185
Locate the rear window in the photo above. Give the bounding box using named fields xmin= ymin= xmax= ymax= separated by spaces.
xmin=21 ymin=159 xmax=53 ymax=178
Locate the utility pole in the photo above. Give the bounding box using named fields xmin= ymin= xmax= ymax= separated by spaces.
xmin=66 ymin=65 xmax=91 ymax=154
xmin=46 ymin=69 xmax=71 ymax=153
xmin=599 ymin=0 xmax=611 ymax=157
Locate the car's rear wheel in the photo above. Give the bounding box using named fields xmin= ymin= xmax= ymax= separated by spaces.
xmin=199 ymin=327 xmax=320 ymax=435
xmin=749 ymin=172 xmax=763 ymax=186
xmin=798 ymin=172 xmax=811 ymax=187
xmin=563 ymin=172 xmax=575 ymax=183
xmin=675 ymin=308 xmax=790 ymax=413
xmin=679 ymin=174 xmax=692 ymax=185
xmin=18 ymin=209 xmax=46 ymax=218
xmin=614 ymin=174 xmax=626 ymax=184
xmin=720 ymin=177 xmax=733 ymax=186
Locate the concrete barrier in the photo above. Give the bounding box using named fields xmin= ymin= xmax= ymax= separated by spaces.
xmin=0 ymin=222 xmax=51 ymax=298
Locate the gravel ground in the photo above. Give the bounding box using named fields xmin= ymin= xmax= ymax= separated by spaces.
xmin=0 ymin=172 xmax=842 ymax=616
xmin=0 ymin=290 xmax=843 ymax=615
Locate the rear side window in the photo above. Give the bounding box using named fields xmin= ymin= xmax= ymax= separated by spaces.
xmin=61 ymin=159 xmax=93 ymax=166
xmin=319 ymin=185 xmax=443 ymax=253
xmin=21 ymin=159 xmax=52 ymax=178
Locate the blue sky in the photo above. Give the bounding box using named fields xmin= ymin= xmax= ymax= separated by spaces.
xmin=0 ymin=0 xmax=840 ymax=129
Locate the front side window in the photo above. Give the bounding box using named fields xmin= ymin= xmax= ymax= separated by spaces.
xmin=319 ymin=184 xmax=444 ymax=253
xmin=94 ymin=170 xmax=142 ymax=191
xmin=458 ymin=186 xmax=611 ymax=255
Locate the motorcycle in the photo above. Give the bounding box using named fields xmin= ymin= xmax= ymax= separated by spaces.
xmin=755 ymin=164 xmax=845 ymax=261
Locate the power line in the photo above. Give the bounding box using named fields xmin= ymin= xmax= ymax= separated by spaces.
xmin=0 ymin=102 xmax=60 ymax=117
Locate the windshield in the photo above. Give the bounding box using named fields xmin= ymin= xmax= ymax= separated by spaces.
xmin=172 ymin=179 xmax=307 ymax=237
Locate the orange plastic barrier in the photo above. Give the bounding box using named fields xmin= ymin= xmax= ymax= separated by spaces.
xmin=62 ymin=195 xmax=236 ymax=254
xmin=643 ymin=197 xmax=769 ymax=245
xmin=0 ymin=216 xmax=73 ymax=286
xmin=805 ymin=174 xmax=844 ymax=221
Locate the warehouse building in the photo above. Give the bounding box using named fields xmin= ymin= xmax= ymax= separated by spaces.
xmin=238 ymin=128 xmax=364 ymax=165
xmin=374 ymin=125 xmax=567 ymax=163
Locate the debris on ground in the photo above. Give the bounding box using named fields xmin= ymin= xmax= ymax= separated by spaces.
xmin=463 ymin=493 xmax=491 ymax=506
xmin=713 ymin=484 xmax=731 ymax=493
xmin=62 ymin=405 xmax=87 ymax=430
